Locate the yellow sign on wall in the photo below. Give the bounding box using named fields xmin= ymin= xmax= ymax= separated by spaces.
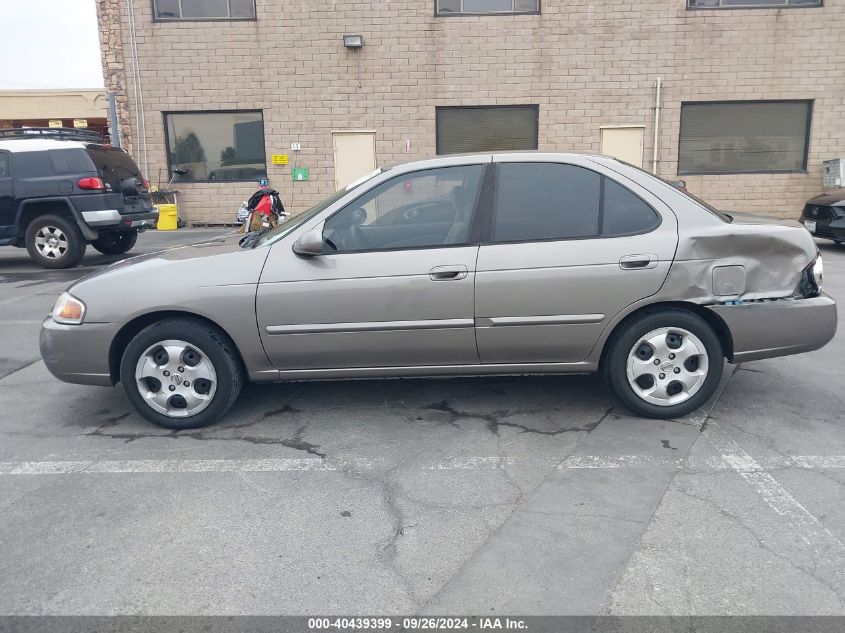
xmin=48 ymin=120 xmax=63 ymax=128
xmin=271 ymin=154 xmax=289 ymax=165
xmin=73 ymin=119 xmax=88 ymax=128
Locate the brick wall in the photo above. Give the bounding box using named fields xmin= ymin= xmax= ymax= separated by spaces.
xmin=98 ymin=0 xmax=845 ymax=222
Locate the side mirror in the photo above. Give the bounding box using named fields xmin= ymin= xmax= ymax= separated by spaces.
xmin=292 ymin=225 xmax=324 ymax=257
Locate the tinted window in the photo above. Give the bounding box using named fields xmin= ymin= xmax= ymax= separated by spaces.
xmin=688 ymin=0 xmax=820 ymax=7
xmin=48 ymin=149 xmax=94 ymax=174
xmin=165 ymin=111 xmax=266 ymax=182
xmin=154 ymin=0 xmax=255 ymax=19
xmin=493 ymin=163 xmax=600 ymax=242
xmin=678 ymin=101 xmax=812 ymax=174
xmin=436 ymin=0 xmax=539 ymax=14
xmin=437 ymin=106 xmax=538 ymax=155
xmin=85 ymin=146 xmax=143 ymax=188
xmin=602 ymin=178 xmax=660 ymax=236
xmin=0 ymin=153 xmax=9 ymax=177
xmin=323 ymin=165 xmax=484 ymax=253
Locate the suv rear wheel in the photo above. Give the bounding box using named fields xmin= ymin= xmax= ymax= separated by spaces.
xmin=24 ymin=214 xmax=86 ymax=269
xmin=603 ymin=309 xmax=724 ymax=419
xmin=92 ymin=229 xmax=138 ymax=255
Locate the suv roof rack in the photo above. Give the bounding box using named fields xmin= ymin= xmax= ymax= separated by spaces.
xmin=0 ymin=127 xmax=104 ymax=142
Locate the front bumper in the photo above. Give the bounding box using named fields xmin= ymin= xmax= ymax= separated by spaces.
xmin=39 ymin=317 xmax=118 ymax=386
xmin=800 ymin=215 xmax=845 ymax=242
xmin=707 ymin=293 xmax=837 ymax=363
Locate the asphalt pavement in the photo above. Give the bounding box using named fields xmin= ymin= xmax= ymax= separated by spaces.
xmin=0 ymin=230 xmax=843 ymax=616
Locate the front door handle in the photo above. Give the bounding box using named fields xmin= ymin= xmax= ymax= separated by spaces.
xmin=430 ymin=265 xmax=468 ymax=281
xmin=619 ymin=254 xmax=658 ymax=270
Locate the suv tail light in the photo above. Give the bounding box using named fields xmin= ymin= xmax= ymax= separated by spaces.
xmin=141 ymin=178 xmax=150 ymax=190
xmin=78 ymin=177 xmax=105 ymax=190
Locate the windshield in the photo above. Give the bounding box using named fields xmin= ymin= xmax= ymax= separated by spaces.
xmin=251 ymin=169 xmax=383 ymax=248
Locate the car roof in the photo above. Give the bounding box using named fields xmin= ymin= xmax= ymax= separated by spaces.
xmin=0 ymin=138 xmax=89 ymax=153
xmin=386 ymin=151 xmax=616 ymax=171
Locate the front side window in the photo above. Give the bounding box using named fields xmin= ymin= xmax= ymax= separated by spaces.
xmin=154 ymin=0 xmax=255 ymax=20
xmin=436 ymin=105 xmax=539 ymax=155
xmin=164 ymin=111 xmax=266 ymax=182
xmin=323 ymin=165 xmax=485 ymax=253
xmin=678 ymin=101 xmax=812 ymax=175
xmin=491 ymin=163 xmax=659 ymax=243
xmin=436 ymin=0 xmax=539 ymax=14
xmin=688 ymin=0 xmax=820 ymax=8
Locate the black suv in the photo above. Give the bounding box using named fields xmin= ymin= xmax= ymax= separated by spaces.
xmin=800 ymin=190 xmax=845 ymax=245
xmin=0 ymin=128 xmax=157 ymax=268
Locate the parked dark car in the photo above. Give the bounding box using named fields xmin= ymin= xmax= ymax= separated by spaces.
xmin=800 ymin=190 xmax=845 ymax=245
xmin=0 ymin=128 xmax=157 ymax=268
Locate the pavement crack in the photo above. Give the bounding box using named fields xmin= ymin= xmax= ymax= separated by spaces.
xmin=280 ymin=423 xmax=326 ymax=458
xmin=675 ymin=488 xmax=845 ymax=602
xmin=424 ymin=400 xmax=607 ymax=436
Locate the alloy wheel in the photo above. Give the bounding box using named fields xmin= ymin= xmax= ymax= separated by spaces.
xmin=34 ymin=225 xmax=69 ymax=260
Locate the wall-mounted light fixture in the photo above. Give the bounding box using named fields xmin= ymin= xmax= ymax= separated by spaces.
xmin=343 ymin=34 xmax=364 ymax=49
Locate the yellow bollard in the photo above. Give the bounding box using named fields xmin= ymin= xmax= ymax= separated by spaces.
xmin=156 ymin=204 xmax=178 ymax=231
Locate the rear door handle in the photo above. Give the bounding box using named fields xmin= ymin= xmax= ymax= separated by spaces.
xmin=619 ymin=254 xmax=659 ymax=270
xmin=430 ymin=265 xmax=468 ymax=281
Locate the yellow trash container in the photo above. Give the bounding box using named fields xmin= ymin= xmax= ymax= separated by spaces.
xmin=156 ymin=204 xmax=178 ymax=231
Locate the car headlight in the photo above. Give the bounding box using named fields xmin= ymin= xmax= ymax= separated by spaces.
xmin=798 ymin=254 xmax=823 ymax=298
xmin=51 ymin=292 xmax=86 ymax=325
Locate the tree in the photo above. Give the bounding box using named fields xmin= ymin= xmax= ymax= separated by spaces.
xmin=220 ymin=146 xmax=237 ymax=166
xmin=174 ymin=131 xmax=206 ymax=164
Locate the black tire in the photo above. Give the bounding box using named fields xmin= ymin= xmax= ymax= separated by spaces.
xmin=92 ymin=230 xmax=138 ymax=255
xmin=119 ymin=317 xmax=244 ymax=429
xmin=24 ymin=214 xmax=86 ymax=269
xmin=602 ymin=309 xmax=724 ymax=419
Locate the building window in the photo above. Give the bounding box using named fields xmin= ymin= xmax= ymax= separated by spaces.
xmin=164 ymin=111 xmax=267 ymax=182
xmin=678 ymin=101 xmax=812 ymax=175
xmin=153 ymin=0 xmax=256 ymax=20
xmin=436 ymin=105 xmax=539 ymax=155
xmin=436 ymin=0 xmax=539 ymax=16
xmin=687 ymin=0 xmax=820 ymax=8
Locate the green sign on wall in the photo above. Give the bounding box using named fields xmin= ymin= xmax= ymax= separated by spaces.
xmin=292 ymin=167 xmax=309 ymax=182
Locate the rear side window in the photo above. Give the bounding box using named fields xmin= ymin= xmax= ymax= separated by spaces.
xmin=493 ymin=163 xmax=601 ymax=242
xmin=48 ymin=149 xmax=95 ymax=174
xmin=491 ymin=163 xmax=659 ymax=242
xmin=0 ymin=153 xmax=9 ymax=177
xmin=85 ymin=145 xmax=142 ymax=188
xmin=602 ymin=178 xmax=660 ymax=236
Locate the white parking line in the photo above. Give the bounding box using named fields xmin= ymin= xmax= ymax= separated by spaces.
xmin=706 ymin=424 xmax=845 ymax=554
xmin=0 ymin=454 xmax=843 ymax=475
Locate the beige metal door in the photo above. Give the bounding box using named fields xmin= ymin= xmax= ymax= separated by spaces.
xmin=600 ymin=126 xmax=645 ymax=168
xmin=333 ymin=132 xmax=376 ymax=190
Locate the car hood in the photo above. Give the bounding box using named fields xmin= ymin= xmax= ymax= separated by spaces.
xmin=69 ymin=233 xmax=271 ymax=323
xmin=806 ymin=189 xmax=845 ymax=207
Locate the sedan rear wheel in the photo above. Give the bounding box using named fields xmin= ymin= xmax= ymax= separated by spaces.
xmin=604 ymin=309 xmax=724 ymax=419
xmin=120 ymin=318 xmax=243 ymax=429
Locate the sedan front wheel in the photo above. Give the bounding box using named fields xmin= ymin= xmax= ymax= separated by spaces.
xmin=603 ymin=309 xmax=724 ymax=419
xmin=120 ymin=318 xmax=243 ymax=429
